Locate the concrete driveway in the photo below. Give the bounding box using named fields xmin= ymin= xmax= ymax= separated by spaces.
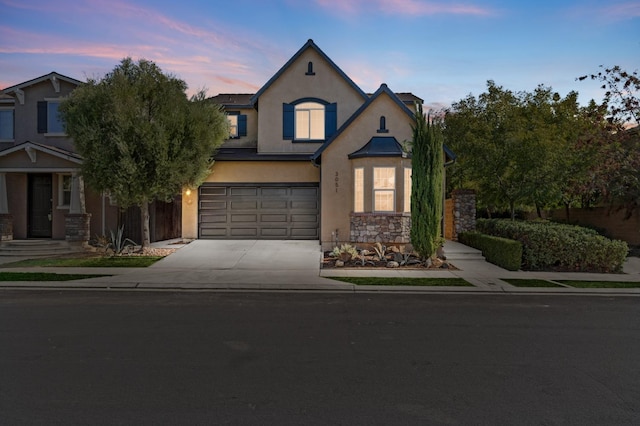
xmin=100 ymin=240 xmax=347 ymax=290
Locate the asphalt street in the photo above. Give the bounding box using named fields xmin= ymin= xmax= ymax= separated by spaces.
xmin=1 ymin=291 xmax=639 ymax=425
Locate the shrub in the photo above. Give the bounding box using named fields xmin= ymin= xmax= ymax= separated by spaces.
xmin=476 ymin=219 xmax=628 ymax=272
xmin=459 ymin=232 xmax=522 ymax=271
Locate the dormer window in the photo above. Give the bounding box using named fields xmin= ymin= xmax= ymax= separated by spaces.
xmin=306 ymin=61 xmax=315 ymax=76
xmin=377 ymin=116 xmax=389 ymax=133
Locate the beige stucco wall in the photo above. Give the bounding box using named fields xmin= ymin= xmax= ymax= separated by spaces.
xmin=12 ymin=78 xmax=77 ymax=151
xmin=256 ymin=48 xmax=366 ymax=154
xmin=182 ymin=160 xmax=320 ymax=239
xmin=319 ymin=93 xmax=414 ymax=249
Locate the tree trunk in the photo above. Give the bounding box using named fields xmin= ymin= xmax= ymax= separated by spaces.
xmin=510 ymin=201 xmax=516 ymax=220
xmin=564 ymin=202 xmax=570 ymax=222
xmin=141 ymin=201 xmax=150 ymax=250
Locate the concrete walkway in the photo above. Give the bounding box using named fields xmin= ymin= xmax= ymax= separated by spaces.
xmin=0 ymin=239 xmax=639 ymax=294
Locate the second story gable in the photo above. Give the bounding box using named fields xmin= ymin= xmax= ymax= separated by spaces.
xmin=251 ymin=39 xmax=369 ymax=154
xmin=1 ymin=72 xmax=82 ymax=153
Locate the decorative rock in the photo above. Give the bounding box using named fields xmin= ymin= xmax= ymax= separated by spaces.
xmin=335 ymin=260 xmax=345 ymax=267
xmin=386 ymin=261 xmax=399 ymax=268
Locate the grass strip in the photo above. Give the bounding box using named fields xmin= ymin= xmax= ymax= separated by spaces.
xmin=1 ymin=256 xmax=164 ymax=268
xmin=501 ymin=278 xmax=562 ymax=288
xmin=557 ymin=280 xmax=640 ymax=289
xmin=0 ymin=272 xmax=109 ymax=281
xmin=330 ymin=277 xmax=472 ymax=286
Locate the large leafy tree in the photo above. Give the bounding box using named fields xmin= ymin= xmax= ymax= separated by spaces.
xmin=410 ymin=103 xmax=444 ymax=259
xmin=444 ymin=81 xmax=590 ymax=219
xmin=60 ymin=58 xmax=228 ymax=249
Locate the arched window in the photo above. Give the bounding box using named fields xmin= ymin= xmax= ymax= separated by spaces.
xmin=295 ymin=102 xmax=324 ymax=140
xmin=306 ymin=61 xmax=315 ymax=75
xmin=377 ymin=116 xmax=389 ymax=133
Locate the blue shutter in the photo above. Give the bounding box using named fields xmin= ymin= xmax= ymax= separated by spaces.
xmin=283 ymin=103 xmax=294 ymax=140
xmin=37 ymin=101 xmax=48 ymax=134
xmin=238 ymin=114 xmax=247 ymax=137
xmin=325 ymin=103 xmax=337 ymax=138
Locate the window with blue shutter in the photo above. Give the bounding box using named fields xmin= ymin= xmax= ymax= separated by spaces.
xmin=325 ymin=103 xmax=337 ymax=138
xmin=238 ymin=114 xmax=247 ymax=137
xmin=37 ymin=101 xmax=48 ymax=133
xmin=283 ymin=103 xmax=294 ymax=140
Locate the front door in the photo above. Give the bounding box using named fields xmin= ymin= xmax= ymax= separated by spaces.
xmin=28 ymin=174 xmax=52 ymax=238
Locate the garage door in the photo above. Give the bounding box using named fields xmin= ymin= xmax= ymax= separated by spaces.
xmin=199 ymin=183 xmax=319 ymax=239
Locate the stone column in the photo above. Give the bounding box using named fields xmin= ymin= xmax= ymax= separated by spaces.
xmin=65 ymin=172 xmax=90 ymax=245
xmin=452 ymin=189 xmax=476 ymax=240
xmin=0 ymin=173 xmax=13 ymax=241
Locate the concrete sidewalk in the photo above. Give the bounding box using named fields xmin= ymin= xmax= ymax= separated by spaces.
xmin=0 ymin=239 xmax=639 ymax=294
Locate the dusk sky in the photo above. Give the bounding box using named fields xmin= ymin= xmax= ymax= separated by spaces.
xmin=1 ymin=0 xmax=639 ymax=110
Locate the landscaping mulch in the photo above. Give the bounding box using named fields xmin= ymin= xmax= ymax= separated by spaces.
xmin=322 ymin=252 xmax=457 ymax=270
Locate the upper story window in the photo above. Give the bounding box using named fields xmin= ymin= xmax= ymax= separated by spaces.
xmin=228 ymin=115 xmax=238 ymax=138
xmin=38 ymin=99 xmax=65 ymax=135
xmin=295 ymin=102 xmax=324 ymax=140
xmin=226 ymin=112 xmax=247 ymax=139
xmin=0 ymin=108 xmax=14 ymax=141
xmin=373 ymin=167 xmax=395 ymax=212
xmin=283 ymin=99 xmax=336 ymax=142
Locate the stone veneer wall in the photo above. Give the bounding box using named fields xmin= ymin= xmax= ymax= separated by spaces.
xmin=350 ymin=213 xmax=411 ymax=244
xmin=65 ymin=213 xmax=91 ymax=244
xmin=451 ymin=189 xmax=476 ymax=240
xmin=349 ymin=190 xmax=476 ymax=244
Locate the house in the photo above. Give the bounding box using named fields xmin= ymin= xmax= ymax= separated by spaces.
xmin=0 ymin=72 xmax=180 ymax=245
xmin=181 ymin=39 xmax=455 ymax=249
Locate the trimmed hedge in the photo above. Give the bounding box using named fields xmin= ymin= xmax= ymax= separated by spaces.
xmin=459 ymin=231 xmax=522 ymax=271
xmin=476 ymin=219 xmax=628 ymax=272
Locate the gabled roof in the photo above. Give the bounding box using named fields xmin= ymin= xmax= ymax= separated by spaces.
xmin=311 ymin=84 xmax=415 ymax=163
xmin=209 ymin=94 xmax=255 ymax=108
xmin=0 ymin=141 xmax=83 ymax=164
xmin=250 ymin=39 xmax=368 ymax=106
xmin=1 ymin=72 xmax=82 ymax=94
xmin=348 ymin=136 xmax=408 ymax=159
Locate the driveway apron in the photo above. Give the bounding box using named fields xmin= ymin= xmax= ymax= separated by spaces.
xmin=101 ymin=240 xmax=345 ymax=290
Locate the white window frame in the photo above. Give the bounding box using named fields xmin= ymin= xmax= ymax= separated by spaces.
xmin=0 ymin=107 xmax=14 ymax=141
xmin=57 ymin=174 xmax=72 ymax=209
xmin=295 ymin=102 xmax=324 ymax=140
xmin=227 ymin=115 xmax=238 ymax=138
xmin=404 ymin=168 xmax=412 ymax=213
xmin=373 ymin=167 xmax=395 ymax=212
xmin=354 ymin=168 xmax=364 ymax=213
xmin=44 ymin=97 xmax=65 ymax=136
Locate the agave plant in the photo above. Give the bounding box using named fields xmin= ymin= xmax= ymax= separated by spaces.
xmin=108 ymin=225 xmax=138 ymax=256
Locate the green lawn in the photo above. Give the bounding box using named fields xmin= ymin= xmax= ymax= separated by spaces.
xmin=1 ymin=256 xmax=164 ymax=268
xmin=557 ymin=280 xmax=640 ymax=289
xmin=330 ymin=277 xmax=472 ymax=286
xmin=0 ymin=272 xmax=109 ymax=281
xmin=501 ymin=278 xmax=562 ymax=288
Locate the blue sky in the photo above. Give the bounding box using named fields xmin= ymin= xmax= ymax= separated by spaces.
xmin=1 ymin=0 xmax=638 ymax=110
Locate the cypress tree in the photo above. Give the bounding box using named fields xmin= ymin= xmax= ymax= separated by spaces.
xmin=410 ymin=103 xmax=444 ymax=259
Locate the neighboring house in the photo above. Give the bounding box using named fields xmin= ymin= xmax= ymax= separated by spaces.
xmin=182 ymin=39 xmax=455 ymax=249
xmin=0 ymin=72 xmax=179 ymax=244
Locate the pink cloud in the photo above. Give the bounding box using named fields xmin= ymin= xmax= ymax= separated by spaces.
xmin=603 ymin=1 xmax=640 ymax=19
xmin=314 ymin=0 xmax=494 ymax=16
